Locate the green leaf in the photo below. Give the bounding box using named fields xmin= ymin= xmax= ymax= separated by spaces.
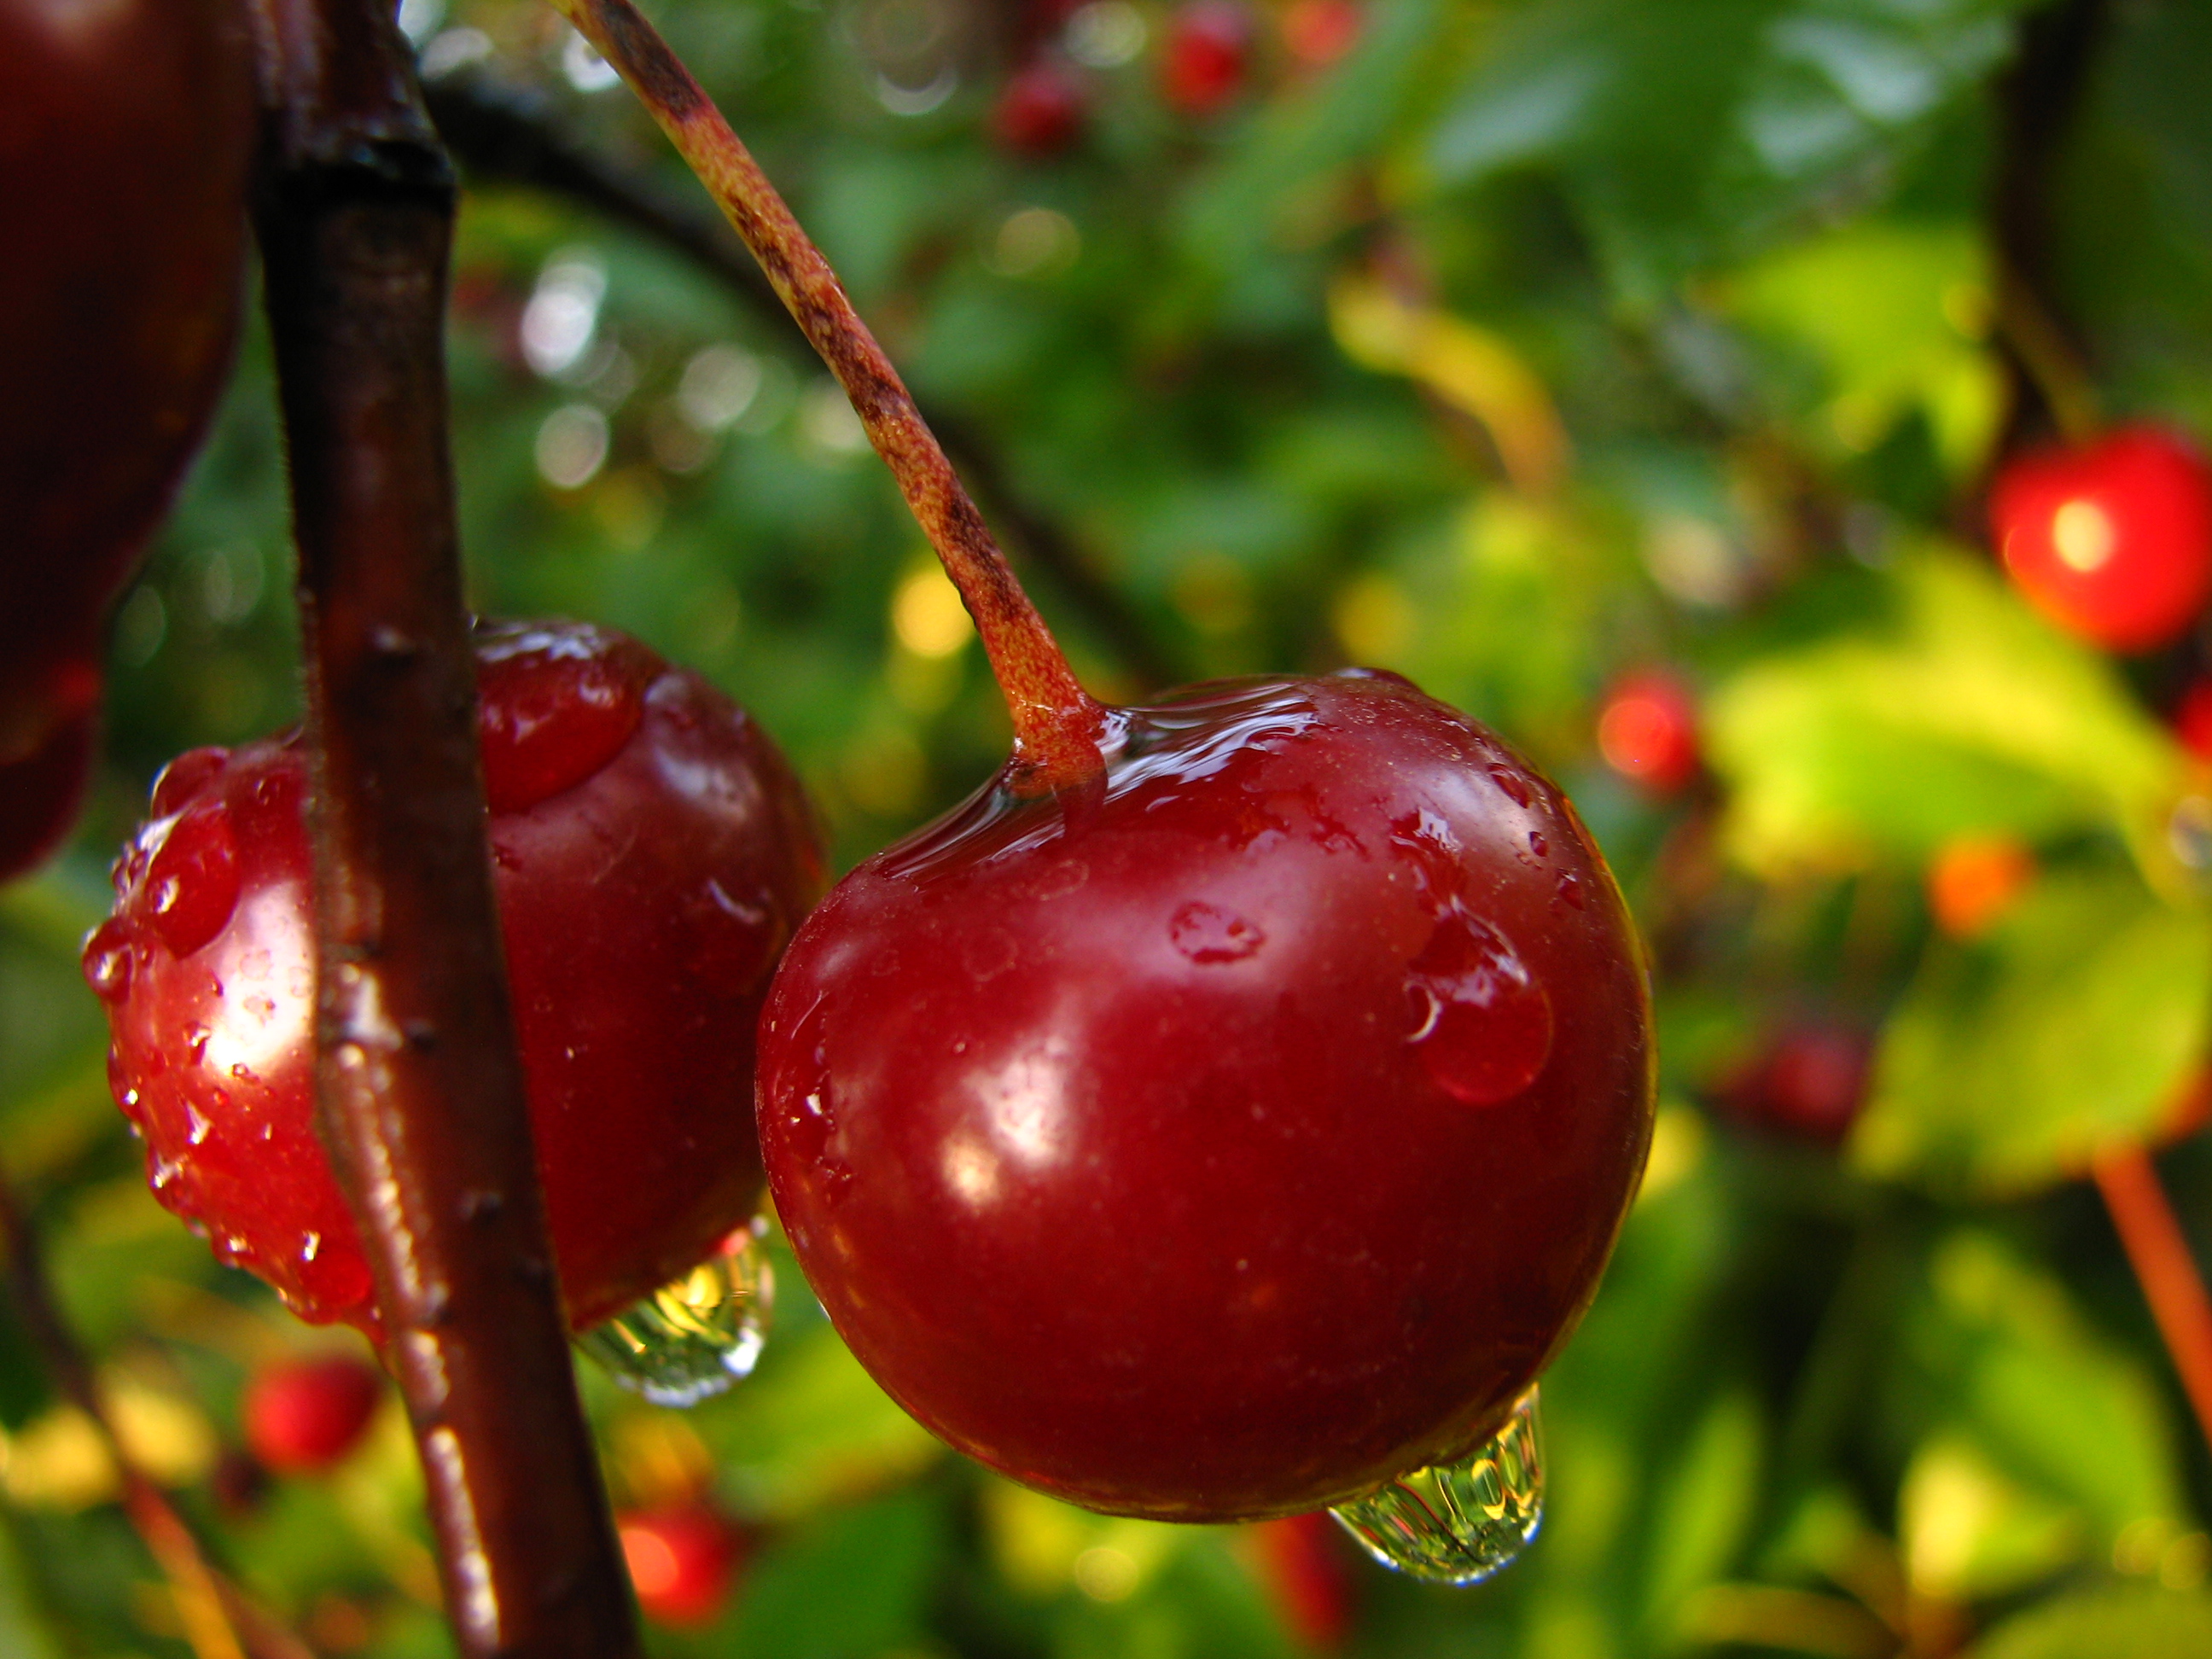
xmin=1850 ymin=868 xmax=2212 ymax=1195
xmin=1705 ymin=547 xmax=2186 ymax=876
xmin=1428 ymin=0 xmax=2038 ymax=300
xmin=726 ymin=1489 xmax=948 ymax=1659
xmin=1969 ymin=1586 xmax=2212 ymax=1659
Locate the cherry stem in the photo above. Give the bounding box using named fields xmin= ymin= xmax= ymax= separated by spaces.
xmin=250 ymin=2 xmax=639 ymax=1654
xmin=548 ymin=0 xmax=1108 ymax=789
xmin=0 ymin=1167 xmax=311 ymax=1659
xmin=418 ymin=68 xmax=1185 ymax=693
xmin=2092 ymin=1143 xmax=2212 ymax=1459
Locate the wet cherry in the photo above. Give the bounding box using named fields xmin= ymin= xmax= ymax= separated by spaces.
xmin=617 ymin=1505 xmax=748 ymax=1628
xmin=89 ymin=620 xmax=825 ymax=1337
xmin=0 ymin=0 xmax=255 ymax=880
xmin=1989 ymin=424 xmax=2212 ymax=653
xmin=242 ymin=1354 xmax=384 ymax=1475
xmin=758 ymin=671 xmax=1654 ymax=1521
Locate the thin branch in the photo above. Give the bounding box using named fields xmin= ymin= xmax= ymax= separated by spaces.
xmin=2093 ymin=1144 xmax=2212 ymax=1458
xmin=248 ymin=2 xmax=639 ymax=1654
xmin=1987 ymin=0 xmax=2110 ymax=448
xmin=0 ymin=1167 xmax=312 ymax=1659
xmin=544 ymin=0 xmax=1108 ymax=789
xmin=418 ymin=68 xmax=1183 ymax=693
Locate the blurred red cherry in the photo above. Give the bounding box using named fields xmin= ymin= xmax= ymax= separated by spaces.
xmin=1161 ymin=2 xmax=1251 ymax=116
xmin=993 ymin=61 xmax=1086 ymax=158
xmin=243 ymin=1354 xmax=383 ymax=1475
xmin=1926 ymin=835 xmax=2035 ymax=939
xmin=1724 ymin=1022 xmax=1872 ymax=1145
xmin=1249 ymin=1512 xmax=1355 ymax=1650
xmin=1281 ymin=0 xmax=1362 ymax=68
xmin=1597 ymin=670 xmax=1700 ymax=795
xmin=1990 ymin=424 xmax=2212 ymax=653
xmin=2175 ymin=677 xmax=2212 ymax=762
xmin=618 ymin=1505 xmax=746 ymax=1628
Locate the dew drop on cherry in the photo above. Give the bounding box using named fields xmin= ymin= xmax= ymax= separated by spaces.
xmin=1403 ymin=905 xmax=1553 ymax=1107
xmin=81 ymin=917 xmax=133 ymax=1002
xmin=474 ymin=620 xmax=651 ymax=813
xmin=1329 ymin=1388 xmax=1544 ymax=1584
xmin=1169 ymin=899 xmax=1265 ymax=963
xmin=576 ymin=1223 xmax=775 ymax=1407
xmin=149 ymin=747 xmax=230 ymax=818
xmin=143 ymin=798 xmax=240 ymax=957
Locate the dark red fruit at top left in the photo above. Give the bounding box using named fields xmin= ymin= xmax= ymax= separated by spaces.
xmin=87 ymin=620 xmax=825 ymax=1336
xmin=760 ymin=671 xmax=1653 ymax=1521
xmin=243 ymin=1353 xmax=384 ymax=1475
xmin=0 ymin=0 xmax=255 ymax=880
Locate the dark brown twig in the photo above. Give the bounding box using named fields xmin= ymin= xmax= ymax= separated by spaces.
xmin=547 ymin=0 xmax=1108 ymax=789
xmin=418 ymin=69 xmax=1181 ymax=693
xmin=1987 ymin=0 xmax=2110 ymax=449
xmin=0 ymin=1167 xmax=313 ymax=1659
xmin=247 ymin=2 xmax=639 ymax=1653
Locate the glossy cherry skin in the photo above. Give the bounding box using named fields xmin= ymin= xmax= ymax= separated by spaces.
xmin=1990 ymin=424 xmax=2212 ymax=653
xmin=759 ymin=671 xmax=1654 ymax=1521
xmin=0 ymin=0 xmax=254 ymax=879
xmin=242 ymin=1354 xmax=384 ymax=1475
xmin=87 ymin=620 xmax=825 ymax=1336
xmin=618 ymin=1505 xmax=747 ymax=1628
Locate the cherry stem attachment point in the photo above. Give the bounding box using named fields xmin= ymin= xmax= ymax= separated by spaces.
xmin=2092 ymin=1141 xmax=2212 ymax=1459
xmin=547 ymin=0 xmax=1106 ymax=789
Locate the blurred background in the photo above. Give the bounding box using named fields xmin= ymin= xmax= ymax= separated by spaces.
xmin=6 ymin=0 xmax=2212 ymax=1652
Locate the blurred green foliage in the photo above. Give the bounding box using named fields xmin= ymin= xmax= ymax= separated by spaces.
xmin=7 ymin=0 xmax=2212 ymax=1653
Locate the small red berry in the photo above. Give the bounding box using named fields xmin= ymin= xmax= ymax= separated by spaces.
xmin=1596 ymin=670 xmax=1700 ymax=794
xmin=242 ymin=1354 xmax=383 ymax=1474
xmin=2175 ymin=678 xmax=2212 ymax=762
xmin=992 ymin=61 xmax=1086 ymax=158
xmin=1925 ymin=835 xmax=2035 ymax=939
xmin=1724 ymin=1022 xmax=1871 ymax=1145
xmin=1249 ymin=1512 xmax=1355 ymax=1650
xmin=1280 ymin=0 xmax=1361 ymax=68
xmin=618 ymin=1505 xmax=746 ymax=1628
xmin=1161 ymin=2 xmax=1251 ymax=117
xmin=88 ymin=620 xmax=825 ymax=1336
xmin=1989 ymin=424 xmax=2212 ymax=653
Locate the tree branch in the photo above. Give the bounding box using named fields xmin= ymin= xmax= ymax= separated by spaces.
xmin=248 ymin=3 xmax=639 ymax=1653
xmin=2093 ymin=1144 xmax=2212 ymax=1460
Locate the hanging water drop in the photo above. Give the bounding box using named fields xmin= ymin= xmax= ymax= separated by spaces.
xmin=575 ymin=1223 xmax=774 ymax=1407
xmin=1328 ymin=1388 xmax=1543 ymax=1585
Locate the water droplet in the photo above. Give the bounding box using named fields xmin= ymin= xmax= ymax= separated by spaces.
xmin=1527 ymin=830 xmax=1547 ymax=859
xmin=185 ymin=1025 xmax=212 ymax=1065
xmin=81 ymin=918 xmax=135 ymax=1003
xmin=148 ymin=747 xmax=230 ymax=818
xmin=1405 ymin=906 xmax=1552 ymax=1106
xmin=1330 ymin=1388 xmax=1543 ymax=1585
xmin=184 ymin=1104 xmax=211 ymax=1146
xmin=143 ymin=797 xmax=241 ymax=957
xmin=1169 ymin=899 xmax=1265 ymax=964
xmin=1552 ymin=870 xmax=1584 ymax=911
xmin=576 ymin=1226 xmax=775 ymax=1407
xmin=302 ymin=1231 xmax=321 ymax=1262
xmin=1486 ymin=764 xmax=1532 ymax=808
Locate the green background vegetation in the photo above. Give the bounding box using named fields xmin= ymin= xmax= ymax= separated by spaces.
xmin=8 ymin=0 xmax=2212 ymax=1652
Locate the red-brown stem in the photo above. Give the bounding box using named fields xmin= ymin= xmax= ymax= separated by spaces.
xmin=548 ymin=0 xmax=1107 ymax=790
xmin=2093 ymin=1143 xmax=2212 ymax=1458
xmin=249 ymin=2 xmax=640 ymax=1654
xmin=0 ymin=1167 xmax=312 ymax=1659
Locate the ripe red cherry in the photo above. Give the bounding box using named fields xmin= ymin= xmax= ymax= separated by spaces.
xmin=85 ymin=620 xmax=825 ymax=1336
xmin=1249 ymin=1512 xmax=1356 ymax=1649
xmin=1722 ymin=1022 xmax=1871 ymax=1145
xmin=1596 ymin=670 xmax=1699 ymax=794
xmin=758 ymin=671 xmax=1654 ymax=1521
xmin=1989 ymin=424 xmax=2212 ymax=653
xmin=0 ymin=0 xmax=254 ymax=880
xmin=992 ymin=61 xmax=1087 ymax=158
xmin=1160 ymin=2 xmax=1252 ymax=117
xmin=242 ymin=1353 xmax=384 ymax=1475
xmin=617 ymin=1505 xmax=747 ymax=1628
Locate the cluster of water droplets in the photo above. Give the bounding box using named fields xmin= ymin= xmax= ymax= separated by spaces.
xmin=1328 ymin=1388 xmax=1545 ymax=1585
xmin=576 ymin=1221 xmax=774 ymax=1407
